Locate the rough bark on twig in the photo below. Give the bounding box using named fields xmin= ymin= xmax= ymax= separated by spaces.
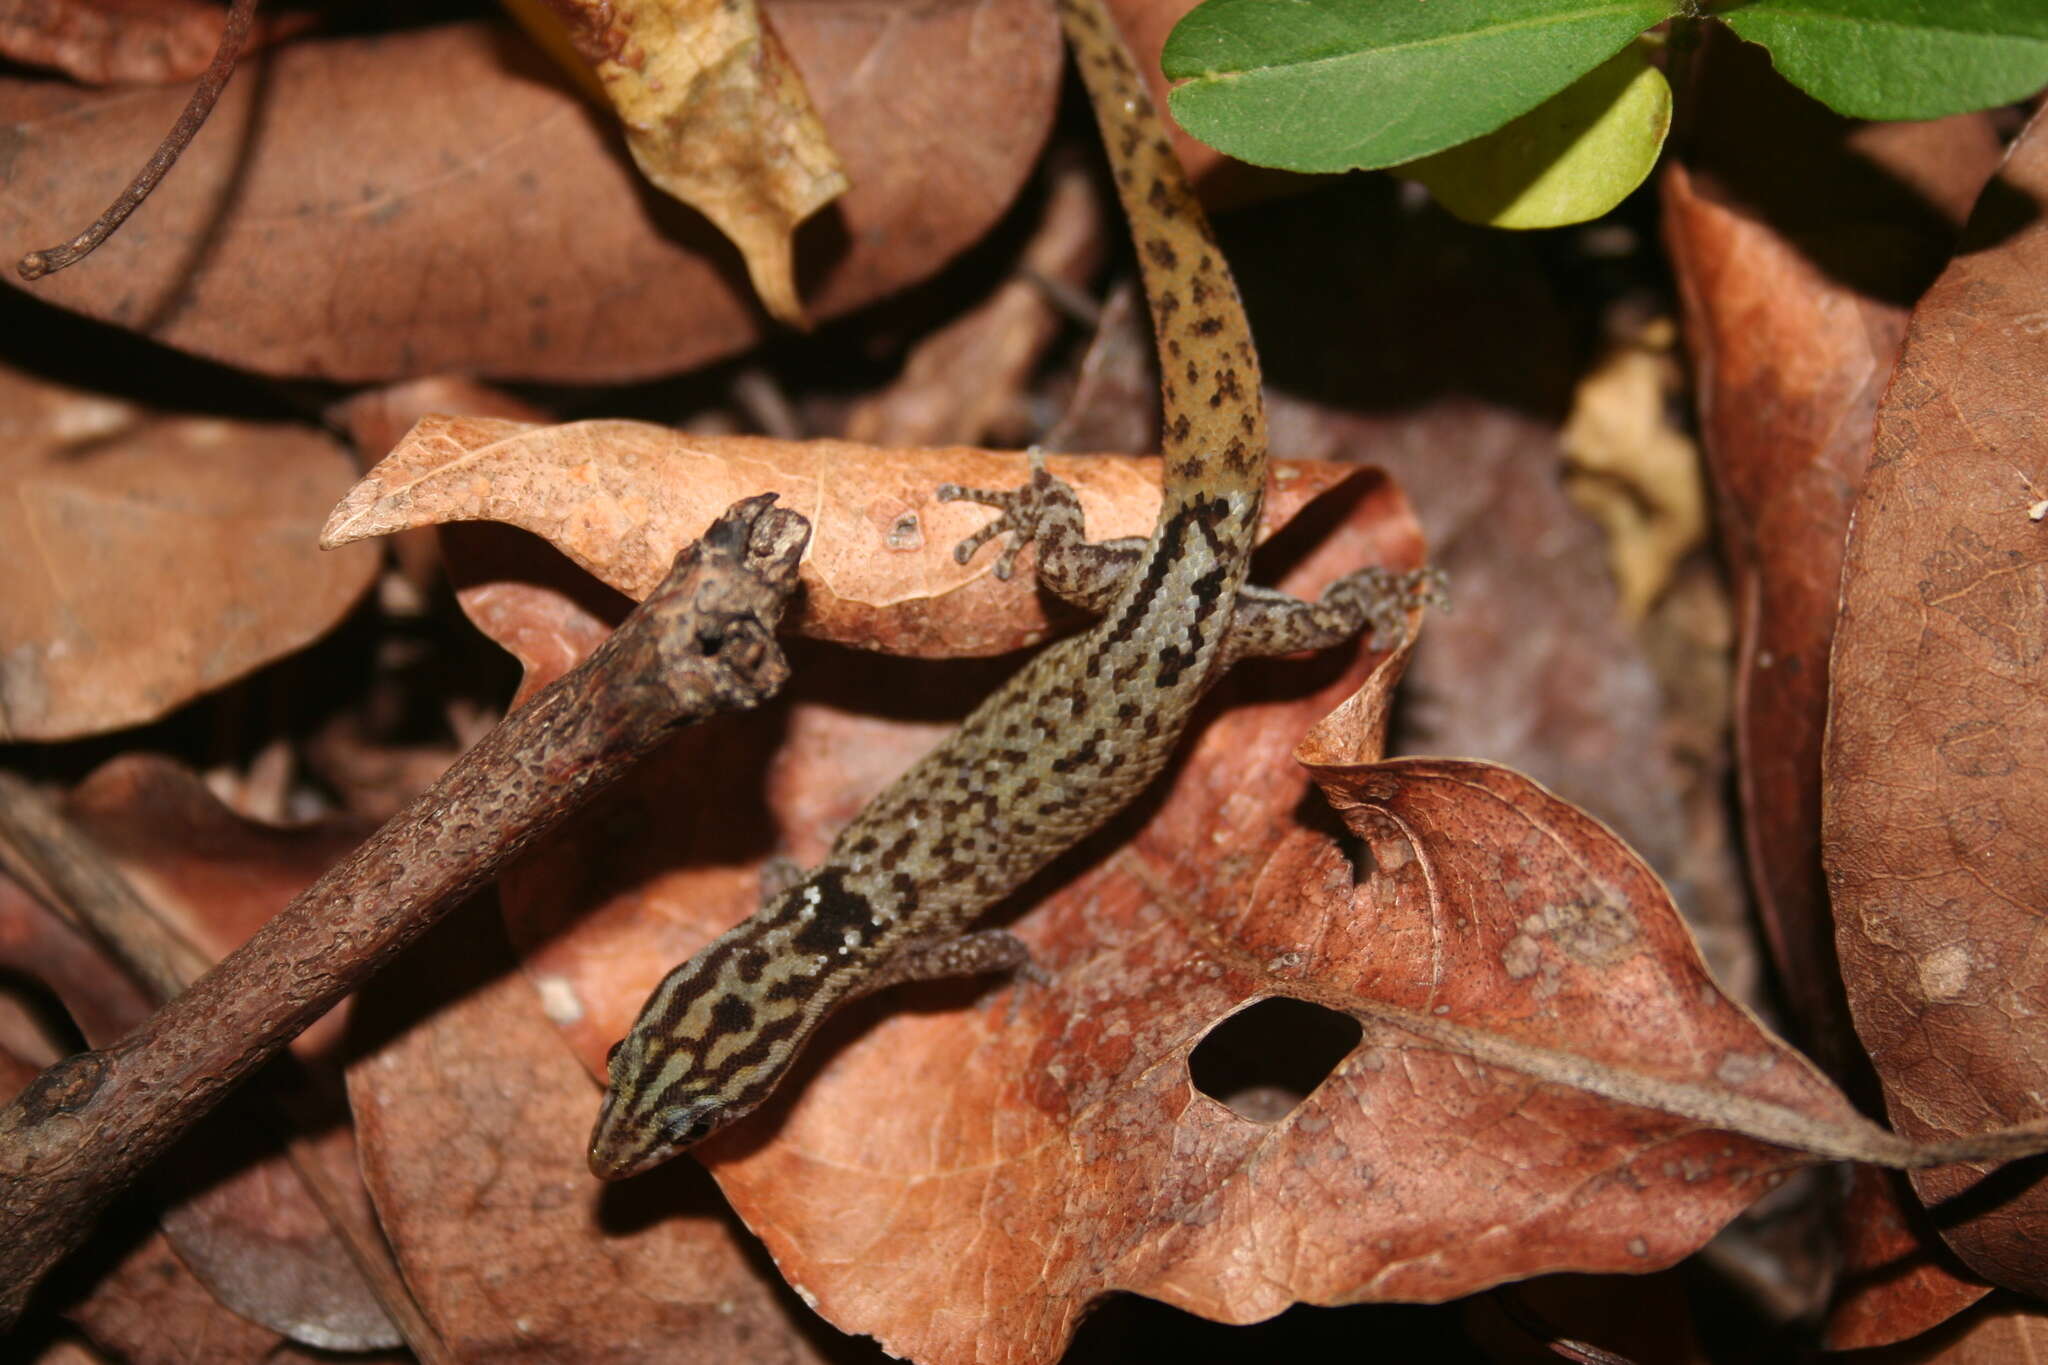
xmin=0 ymin=492 xmax=810 ymax=1326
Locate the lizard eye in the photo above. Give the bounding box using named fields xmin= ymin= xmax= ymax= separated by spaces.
xmin=657 ymin=1097 xmax=727 ymax=1151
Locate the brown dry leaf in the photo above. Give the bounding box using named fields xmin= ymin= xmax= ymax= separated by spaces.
xmin=0 ymin=0 xmax=231 ymax=85
xmin=64 ymin=755 xmax=373 ymax=1053
xmin=1826 ymin=107 xmax=2048 ymax=1299
xmin=1828 ymin=1166 xmax=1991 ymax=1352
xmin=0 ymin=363 xmax=377 ymax=741
xmin=528 ymin=0 xmax=848 ymax=327
xmin=0 ymin=5 xmax=1059 ymax=382
xmin=323 ymin=417 xmax=1365 ymax=658
xmin=346 ymin=901 xmax=860 ymax=1362
xmin=1851 ymin=1299 xmax=2048 ymax=1365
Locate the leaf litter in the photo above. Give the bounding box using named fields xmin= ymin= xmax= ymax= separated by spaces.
xmin=3 ymin=2 xmax=2048 ymax=1358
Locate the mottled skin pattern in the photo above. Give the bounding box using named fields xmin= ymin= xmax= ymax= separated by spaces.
xmin=588 ymin=0 xmax=1433 ymax=1180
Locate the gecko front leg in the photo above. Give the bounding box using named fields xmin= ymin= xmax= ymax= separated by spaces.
xmin=940 ymin=448 xmax=1146 ymax=613
xmin=945 ymin=449 xmax=1444 ymax=658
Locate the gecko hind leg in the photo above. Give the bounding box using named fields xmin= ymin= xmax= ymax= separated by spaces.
xmin=846 ymin=929 xmax=1043 ymax=1001
xmin=1226 ymin=566 xmax=1447 ymax=663
xmin=939 ymin=448 xmax=1144 ymax=612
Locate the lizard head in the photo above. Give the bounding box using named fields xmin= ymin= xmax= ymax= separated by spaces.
xmin=587 ymin=1026 xmax=738 ymax=1180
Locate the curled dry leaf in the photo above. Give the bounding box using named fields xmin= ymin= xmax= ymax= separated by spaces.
xmin=323 ymin=416 xmax=1363 ymax=658
xmin=530 ymin=0 xmax=848 ymax=327
xmin=1273 ymin=398 xmax=1760 ymax=1014
xmin=1824 ymin=108 xmax=2048 ymax=1299
xmin=327 ymin=375 xmax=556 ymax=615
xmin=0 ymin=5 xmax=1059 ymax=382
xmin=0 ymin=363 xmax=376 ymax=741
xmin=345 ymin=903 xmax=845 ymax=1362
xmin=1661 ymin=40 xmax=2004 ymax=1346
xmin=1662 ymin=32 xmax=2001 ymax=1070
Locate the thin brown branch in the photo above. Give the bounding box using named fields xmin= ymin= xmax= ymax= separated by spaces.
xmin=0 ymin=774 xmax=451 ymax=1361
xmin=0 ymin=492 xmax=811 ymax=1327
xmin=15 ymin=0 xmax=259 ymax=281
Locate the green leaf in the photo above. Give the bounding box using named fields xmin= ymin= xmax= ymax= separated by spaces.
xmin=1404 ymin=43 xmax=1671 ymax=228
xmin=1715 ymin=0 xmax=2048 ymax=120
xmin=1163 ymin=0 xmax=1677 ymax=173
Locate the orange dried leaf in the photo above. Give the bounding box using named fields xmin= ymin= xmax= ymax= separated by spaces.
xmin=323 ymin=416 xmax=1365 ymax=658
xmin=527 ymin=0 xmax=847 ymax=326
xmin=0 ymin=364 xmax=376 ymax=741
xmin=1824 ymin=107 xmax=2048 ymax=1299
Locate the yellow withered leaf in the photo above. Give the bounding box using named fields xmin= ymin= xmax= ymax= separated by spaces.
xmin=511 ymin=0 xmax=849 ymax=326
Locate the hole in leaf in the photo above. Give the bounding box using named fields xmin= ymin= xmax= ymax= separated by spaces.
xmin=1188 ymin=996 xmax=1363 ymax=1123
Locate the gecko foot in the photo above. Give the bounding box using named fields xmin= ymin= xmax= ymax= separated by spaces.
xmin=1344 ymin=565 xmax=1450 ymax=649
xmin=937 ymin=448 xmax=1069 ymax=581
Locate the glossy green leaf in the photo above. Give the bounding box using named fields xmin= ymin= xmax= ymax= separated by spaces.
xmin=1716 ymin=0 xmax=2048 ymax=119
xmin=1163 ymin=0 xmax=1677 ymax=173
xmin=1404 ymin=43 xmax=1671 ymax=228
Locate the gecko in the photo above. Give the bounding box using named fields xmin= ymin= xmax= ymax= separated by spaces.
xmin=587 ymin=0 xmax=1437 ymax=1180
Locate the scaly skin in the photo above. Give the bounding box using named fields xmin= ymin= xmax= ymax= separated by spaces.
xmin=588 ymin=0 xmax=1432 ymax=1180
